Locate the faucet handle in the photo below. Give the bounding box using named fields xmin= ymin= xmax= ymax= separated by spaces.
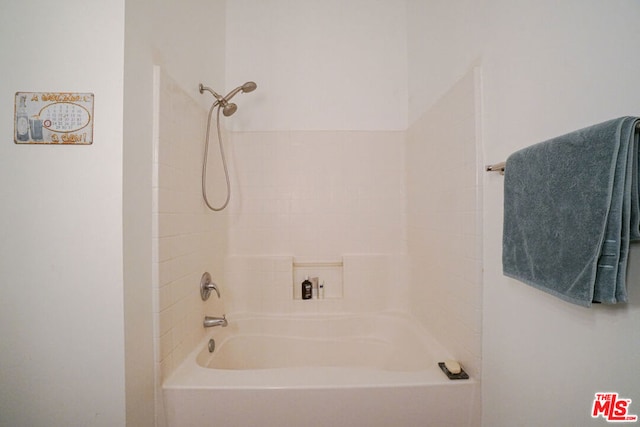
xmin=200 ymin=272 xmax=220 ymax=300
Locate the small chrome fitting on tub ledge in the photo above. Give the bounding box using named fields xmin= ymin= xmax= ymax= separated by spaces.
xmin=204 ymin=315 xmax=228 ymax=328
xmin=200 ymin=272 xmax=220 ymax=301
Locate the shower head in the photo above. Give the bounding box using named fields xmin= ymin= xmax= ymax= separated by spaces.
xmin=222 ymin=81 xmax=258 ymax=103
xmin=222 ymin=103 xmax=237 ymax=117
xmin=241 ymin=81 xmax=257 ymax=93
xmin=199 ymin=81 xmax=257 ymax=117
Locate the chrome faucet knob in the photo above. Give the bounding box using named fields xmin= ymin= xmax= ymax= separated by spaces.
xmin=200 ymin=272 xmax=220 ymax=300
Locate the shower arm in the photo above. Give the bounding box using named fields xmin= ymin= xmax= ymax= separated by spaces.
xmin=199 ymin=84 xmax=225 ymax=106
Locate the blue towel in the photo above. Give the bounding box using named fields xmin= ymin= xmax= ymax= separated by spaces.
xmin=502 ymin=117 xmax=640 ymax=307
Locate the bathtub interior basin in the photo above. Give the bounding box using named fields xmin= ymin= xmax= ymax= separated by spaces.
xmin=198 ymin=312 xmax=441 ymax=372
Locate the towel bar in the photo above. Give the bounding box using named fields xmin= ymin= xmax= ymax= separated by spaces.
xmin=485 ymin=161 xmax=506 ymax=175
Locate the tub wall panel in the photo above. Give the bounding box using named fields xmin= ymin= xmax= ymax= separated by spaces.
xmin=164 ymin=383 xmax=478 ymax=427
xmin=406 ymin=67 xmax=483 ymax=379
xmin=152 ymin=68 xmax=230 ymax=383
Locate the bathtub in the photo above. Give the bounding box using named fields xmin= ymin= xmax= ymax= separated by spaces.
xmin=163 ymin=312 xmax=479 ymax=427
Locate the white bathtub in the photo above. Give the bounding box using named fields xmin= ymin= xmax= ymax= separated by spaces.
xmin=163 ymin=313 xmax=479 ymax=427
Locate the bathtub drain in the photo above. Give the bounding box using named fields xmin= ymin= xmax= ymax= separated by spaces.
xmin=208 ymin=339 xmax=215 ymax=353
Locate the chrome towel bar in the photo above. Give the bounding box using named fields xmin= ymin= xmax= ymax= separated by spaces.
xmin=485 ymin=161 xmax=506 ymax=175
xmin=485 ymin=122 xmax=640 ymax=175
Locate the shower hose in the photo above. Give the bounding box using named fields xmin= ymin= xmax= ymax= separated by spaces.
xmin=202 ymin=102 xmax=230 ymax=211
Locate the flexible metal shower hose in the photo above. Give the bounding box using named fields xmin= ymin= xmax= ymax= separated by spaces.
xmin=202 ymin=102 xmax=231 ymax=211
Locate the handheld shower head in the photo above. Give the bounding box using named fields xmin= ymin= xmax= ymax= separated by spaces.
xmin=199 ymin=81 xmax=257 ymax=116
xmin=241 ymin=81 xmax=257 ymax=93
xmin=223 ymin=81 xmax=258 ymax=103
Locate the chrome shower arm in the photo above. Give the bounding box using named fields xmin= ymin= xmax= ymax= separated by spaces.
xmin=199 ymin=83 xmax=224 ymax=102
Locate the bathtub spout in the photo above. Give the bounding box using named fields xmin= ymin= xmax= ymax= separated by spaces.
xmin=204 ymin=315 xmax=228 ymax=328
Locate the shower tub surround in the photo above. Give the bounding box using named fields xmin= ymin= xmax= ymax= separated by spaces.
xmin=163 ymin=312 xmax=478 ymax=427
xmin=155 ymin=64 xmax=483 ymax=425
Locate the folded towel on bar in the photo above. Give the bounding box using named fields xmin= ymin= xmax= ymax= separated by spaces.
xmin=502 ymin=116 xmax=640 ymax=307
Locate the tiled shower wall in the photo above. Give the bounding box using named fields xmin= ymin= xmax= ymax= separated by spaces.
xmin=151 ymin=67 xmax=229 ymax=391
xmin=152 ymin=65 xmax=483 ymax=385
xmin=225 ymin=130 xmax=406 ymax=256
xmin=220 ymin=130 xmax=409 ymax=315
xmin=406 ymin=67 xmax=483 ymax=379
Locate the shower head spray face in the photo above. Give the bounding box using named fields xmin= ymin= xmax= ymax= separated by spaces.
xmin=241 ymin=81 xmax=257 ymax=93
xmin=222 ymin=103 xmax=238 ymax=117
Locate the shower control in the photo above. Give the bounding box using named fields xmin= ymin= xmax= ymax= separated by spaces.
xmin=200 ymin=272 xmax=220 ymax=300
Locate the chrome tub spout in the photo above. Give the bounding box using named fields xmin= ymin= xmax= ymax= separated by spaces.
xmin=204 ymin=315 xmax=228 ymax=328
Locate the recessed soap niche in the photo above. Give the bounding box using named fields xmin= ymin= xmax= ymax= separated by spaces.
xmin=292 ymin=258 xmax=343 ymax=300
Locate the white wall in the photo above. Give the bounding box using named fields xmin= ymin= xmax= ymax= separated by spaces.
xmin=406 ymin=0 xmax=481 ymax=123
xmin=6 ymin=2 xmax=635 ymax=426
xmin=407 ymin=1 xmax=640 ymax=425
xmin=0 ymin=1 xmax=126 ymax=426
xmin=482 ymin=1 xmax=640 ymax=426
xmin=225 ymin=0 xmax=408 ymax=131
xmin=0 ymin=0 xmax=227 ymax=425
xmin=153 ymin=0 xmax=226 ymax=110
